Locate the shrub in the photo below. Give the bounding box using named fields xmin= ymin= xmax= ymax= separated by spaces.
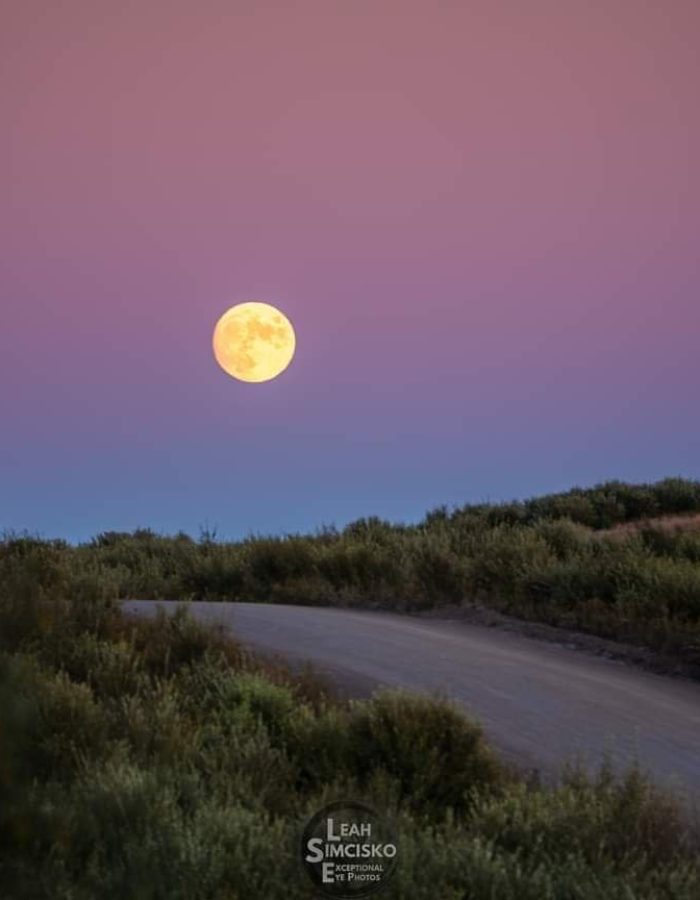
xmin=408 ymin=536 xmax=466 ymax=606
xmin=348 ymin=691 xmax=507 ymax=818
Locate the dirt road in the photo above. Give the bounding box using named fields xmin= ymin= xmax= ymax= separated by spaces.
xmin=123 ymin=600 xmax=700 ymax=800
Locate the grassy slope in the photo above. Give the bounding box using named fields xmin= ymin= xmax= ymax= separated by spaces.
xmin=1 ymin=565 xmax=699 ymax=900
xmin=8 ymin=477 xmax=700 ymax=664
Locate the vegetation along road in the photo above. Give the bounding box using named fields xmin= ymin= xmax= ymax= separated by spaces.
xmin=124 ymin=600 xmax=700 ymax=803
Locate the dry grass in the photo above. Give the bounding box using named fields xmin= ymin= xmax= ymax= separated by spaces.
xmin=603 ymin=513 xmax=700 ymax=540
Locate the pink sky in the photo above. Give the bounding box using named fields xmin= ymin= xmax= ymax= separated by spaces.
xmin=2 ymin=1 xmax=699 ymax=539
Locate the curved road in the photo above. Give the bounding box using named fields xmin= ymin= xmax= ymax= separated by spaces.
xmin=124 ymin=600 xmax=700 ymax=801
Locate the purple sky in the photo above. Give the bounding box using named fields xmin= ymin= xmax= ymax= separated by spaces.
xmin=2 ymin=1 xmax=699 ymax=541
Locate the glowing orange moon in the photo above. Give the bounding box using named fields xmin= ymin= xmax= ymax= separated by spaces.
xmin=212 ymin=302 xmax=296 ymax=383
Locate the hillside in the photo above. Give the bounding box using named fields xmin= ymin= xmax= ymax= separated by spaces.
xmin=3 ymin=477 xmax=700 ymax=666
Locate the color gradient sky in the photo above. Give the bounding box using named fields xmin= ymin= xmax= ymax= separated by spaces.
xmin=2 ymin=1 xmax=699 ymax=542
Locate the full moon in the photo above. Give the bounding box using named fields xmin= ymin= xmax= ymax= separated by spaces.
xmin=212 ymin=301 xmax=296 ymax=383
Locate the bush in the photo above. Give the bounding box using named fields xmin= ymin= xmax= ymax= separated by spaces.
xmin=348 ymin=691 xmax=506 ymax=818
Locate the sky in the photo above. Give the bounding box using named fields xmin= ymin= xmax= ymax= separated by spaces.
xmin=2 ymin=0 xmax=699 ymax=542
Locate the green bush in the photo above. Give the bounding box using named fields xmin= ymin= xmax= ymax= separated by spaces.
xmin=348 ymin=691 xmax=506 ymax=817
xmin=408 ymin=536 xmax=466 ymax=606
